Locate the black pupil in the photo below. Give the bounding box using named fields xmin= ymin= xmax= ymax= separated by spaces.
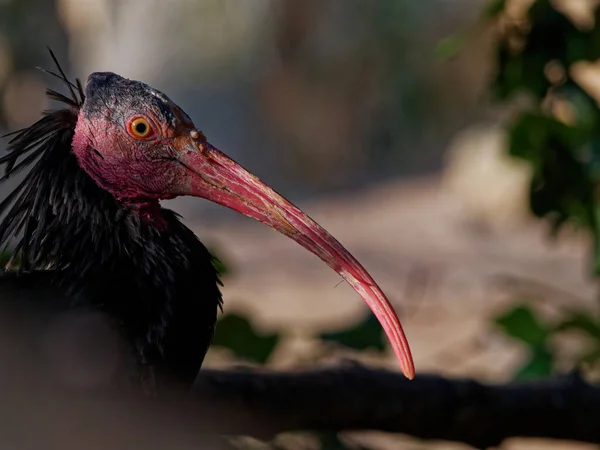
xmin=135 ymin=122 xmax=147 ymax=134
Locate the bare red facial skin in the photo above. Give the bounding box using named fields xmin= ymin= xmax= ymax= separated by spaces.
xmin=72 ymin=112 xmax=184 ymax=202
xmin=172 ymin=136 xmax=415 ymax=379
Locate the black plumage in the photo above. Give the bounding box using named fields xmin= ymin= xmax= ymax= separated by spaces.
xmin=0 ymin=50 xmax=222 ymax=390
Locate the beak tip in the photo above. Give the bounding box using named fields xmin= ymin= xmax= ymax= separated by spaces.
xmin=400 ymin=358 xmax=416 ymax=380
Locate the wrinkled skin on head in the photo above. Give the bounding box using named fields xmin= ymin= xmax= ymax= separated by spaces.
xmin=72 ymin=72 xmax=194 ymax=204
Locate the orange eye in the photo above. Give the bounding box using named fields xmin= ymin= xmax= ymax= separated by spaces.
xmin=128 ymin=117 xmax=153 ymax=139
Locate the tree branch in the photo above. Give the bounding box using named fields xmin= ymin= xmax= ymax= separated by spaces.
xmin=3 ymin=356 xmax=600 ymax=449
xmin=192 ymin=366 xmax=600 ymax=448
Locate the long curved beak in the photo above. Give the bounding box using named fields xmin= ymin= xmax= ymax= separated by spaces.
xmin=176 ymin=135 xmax=415 ymax=379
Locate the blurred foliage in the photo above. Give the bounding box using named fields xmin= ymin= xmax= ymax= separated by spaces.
xmin=496 ymin=304 xmax=550 ymax=348
xmin=435 ymin=0 xmax=506 ymax=61
xmin=490 ymin=0 xmax=600 ymax=250
xmin=465 ymin=0 xmax=600 ymax=378
xmin=495 ymin=305 xmax=554 ymax=378
xmin=320 ymin=315 xmax=386 ymax=353
xmin=494 ymin=303 xmax=600 ymax=378
xmin=212 ymin=313 xmax=280 ymax=365
xmin=438 ymin=0 xmax=600 ymax=378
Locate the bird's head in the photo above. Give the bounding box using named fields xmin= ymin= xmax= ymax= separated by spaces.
xmin=60 ymin=71 xmax=414 ymax=379
xmin=72 ymin=72 xmax=202 ymax=204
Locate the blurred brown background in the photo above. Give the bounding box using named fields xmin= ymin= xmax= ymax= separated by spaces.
xmin=0 ymin=0 xmax=597 ymax=449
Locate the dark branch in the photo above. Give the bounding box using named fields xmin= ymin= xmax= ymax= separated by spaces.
xmin=193 ymin=366 xmax=600 ymax=448
xmin=4 ymin=364 xmax=599 ymax=449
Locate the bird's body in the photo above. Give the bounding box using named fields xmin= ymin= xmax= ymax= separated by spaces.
xmin=0 ymin=117 xmax=221 ymax=388
xmin=0 ymin=51 xmax=415 ymax=390
xmin=0 ymin=62 xmax=221 ymax=389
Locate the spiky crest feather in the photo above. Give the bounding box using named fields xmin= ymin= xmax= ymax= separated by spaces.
xmin=0 ymin=49 xmax=85 ymax=271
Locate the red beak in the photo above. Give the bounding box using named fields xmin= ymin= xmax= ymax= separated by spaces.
xmin=176 ymin=136 xmax=415 ymax=379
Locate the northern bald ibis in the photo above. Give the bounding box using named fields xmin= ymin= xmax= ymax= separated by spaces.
xmin=0 ymin=50 xmax=414 ymax=391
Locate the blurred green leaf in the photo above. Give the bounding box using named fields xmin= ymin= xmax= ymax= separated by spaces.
xmin=320 ymin=314 xmax=385 ymax=352
xmin=554 ymin=312 xmax=600 ymax=340
xmin=554 ymin=82 xmax=600 ymax=130
xmin=207 ymin=246 xmax=231 ymax=277
xmin=434 ymin=34 xmax=465 ymax=61
xmin=492 ymin=0 xmax=590 ymax=100
xmin=212 ymin=257 xmax=229 ymax=277
xmin=507 ymin=112 xmax=594 ymax=236
xmin=485 ymin=0 xmax=600 ymax=376
xmin=515 ymin=347 xmax=554 ymax=379
xmin=526 ymin=0 xmax=584 ymax=66
xmin=493 ymin=47 xmax=552 ymax=100
xmin=508 ymin=112 xmax=589 ymax=162
xmin=482 ymin=0 xmax=506 ymax=19
xmin=212 ymin=313 xmax=279 ymax=364
xmin=495 ymin=305 xmax=550 ymax=347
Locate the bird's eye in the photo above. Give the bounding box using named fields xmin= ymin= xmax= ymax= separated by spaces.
xmin=127 ymin=117 xmax=153 ymax=139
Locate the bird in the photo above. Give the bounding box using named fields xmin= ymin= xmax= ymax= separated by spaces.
xmin=0 ymin=50 xmax=414 ymax=392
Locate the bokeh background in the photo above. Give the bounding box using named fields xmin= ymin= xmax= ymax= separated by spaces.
xmin=1 ymin=0 xmax=599 ymax=449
